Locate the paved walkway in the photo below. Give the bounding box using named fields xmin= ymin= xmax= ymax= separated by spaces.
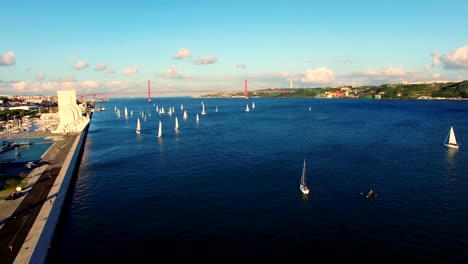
xmin=0 ymin=133 xmax=76 ymax=263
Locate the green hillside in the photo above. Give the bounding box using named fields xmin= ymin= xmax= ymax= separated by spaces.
xmin=203 ymin=81 xmax=468 ymax=99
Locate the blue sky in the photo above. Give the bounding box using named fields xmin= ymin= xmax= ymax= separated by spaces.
xmin=1 ymin=0 xmax=467 ymax=96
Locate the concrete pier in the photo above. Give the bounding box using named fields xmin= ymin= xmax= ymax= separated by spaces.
xmin=0 ymin=124 xmax=90 ymax=263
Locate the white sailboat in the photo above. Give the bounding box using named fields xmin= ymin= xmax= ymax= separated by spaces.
xmin=300 ymin=159 xmax=310 ymax=195
xmin=183 ymin=110 xmax=188 ymax=119
xmin=136 ymin=118 xmax=141 ymax=134
xmin=245 ymin=104 xmax=250 ymax=112
xmin=196 ymin=114 xmax=200 ymax=122
xmin=215 ymin=106 xmax=218 ymax=112
xmin=201 ymin=104 xmax=206 ymax=115
xmin=308 ymin=106 xmax=312 ymax=111
xmin=444 ymin=126 xmax=459 ymax=149
xmin=252 ymin=102 xmax=255 ymax=109
xmin=124 ymin=107 xmax=128 ymax=119
xmin=175 ymin=117 xmax=179 ymax=131
xmin=157 ymin=121 xmax=163 ymax=138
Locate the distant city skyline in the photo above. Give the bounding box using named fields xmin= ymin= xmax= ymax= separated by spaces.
xmin=0 ymin=0 xmax=467 ymax=96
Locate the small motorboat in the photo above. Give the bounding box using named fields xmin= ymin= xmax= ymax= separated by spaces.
xmin=366 ymin=189 xmax=376 ymax=199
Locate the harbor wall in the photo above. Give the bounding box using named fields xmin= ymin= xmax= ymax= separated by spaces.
xmin=14 ymin=122 xmax=90 ymax=264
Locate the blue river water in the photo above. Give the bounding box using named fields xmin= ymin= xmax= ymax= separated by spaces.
xmin=49 ymin=98 xmax=468 ymax=262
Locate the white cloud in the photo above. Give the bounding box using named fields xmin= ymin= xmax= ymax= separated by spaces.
xmin=95 ymin=64 xmax=108 ymax=71
xmin=73 ymin=60 xmax=89 ymax=70
xmin=123 ymin=66 xmax=138 ymax=76
xmin=11 ymin=82 xmax=27 ymax=91
xmin=35 ymin=72 xmax=45 ymax=81
xmin=161 ymin=66 xmax=186 ymax=79
xmin=432 ymin=52 xmax=441 ymax=67
xmin=359 ymin=67 xmax=406 ymax=77
xmin=81 ymin=80 xmax=99 ymax=89
xmin=195 ymin=56 xmax=217 ymax=65
xmin=58 ymin=74 xmax=76 ymax=82
xmin=0 ymin=51 xmax=16 ymax=66
xmin=277 ymin=72 xmax=301 ymax=83
xmin=442 ymin=45 xmax=468 ymax=69
xmin=424 ymin=65 xmax=432 ymax=72
xmin=433 ymin=73 xmax=441 ymax=78
xmin=301 ymin=67 xmax=335 ymax=83
xmin=0 ymin=80 xmax=138 ymax=95
xmin=106 ymin=68 xmax=116 ymax=74
xmin=236 ymin=64 xmax=247 ymax=69
xmin=173 ymin=48 xmax=191 ymax=59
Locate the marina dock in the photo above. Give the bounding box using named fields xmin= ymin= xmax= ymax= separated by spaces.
xmin=0 ymin=126 xmax=90 ymax=263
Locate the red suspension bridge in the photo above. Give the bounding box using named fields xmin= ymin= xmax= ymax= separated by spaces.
xmin=78 ymin=80 xmax=293 ymax=100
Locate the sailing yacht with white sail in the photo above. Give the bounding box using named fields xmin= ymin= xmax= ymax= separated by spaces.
xmin=136 ymin=118 xmax=141 ymax=134
xmin=157 ymin=121 xmax=163 ymax=138
xmin=444 ymin=126 xmax=459 ymax=149
xmin=175 ymin=117 xmax=179 ymax=131
xmin=300 ymin=159 xmax=310 ymax=194
xmin=245 ymin=104 xmax=250 ymax=112
xmin=183 ymin=110 xmax=188 ymax=119
xmin=196 ymin=114 xmax=200 ymax=123
xmin=201 ymin=103 xmax=206 ymax=115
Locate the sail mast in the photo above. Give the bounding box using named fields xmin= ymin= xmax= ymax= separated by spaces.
xmin=301 ymin=159 xmax=306 ymax=185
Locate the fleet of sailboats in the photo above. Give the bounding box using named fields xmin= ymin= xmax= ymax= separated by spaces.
xmin=444 ymin=126 xmax=459 ymax=149
xmin=300 ymin=159 xmax=310 ymax=195
xmin=112 ymin=101 xmax=462 ymax=201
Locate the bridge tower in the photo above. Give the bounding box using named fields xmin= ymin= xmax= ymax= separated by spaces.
xmin=244 ymin=80 xmax=248 ymax=99
xmin=147 ymin=80 xmax=152 ymax=102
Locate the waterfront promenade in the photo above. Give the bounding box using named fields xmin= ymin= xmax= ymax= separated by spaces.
xmin=0 ymin=130 xmax=82 ymax=263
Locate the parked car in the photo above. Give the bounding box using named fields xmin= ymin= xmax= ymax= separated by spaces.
xmin=5 ymin=191 xmax=21 ymax=200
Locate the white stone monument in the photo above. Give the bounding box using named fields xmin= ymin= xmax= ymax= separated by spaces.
xmin=53 ymin=90 xmax=90 ymax=133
